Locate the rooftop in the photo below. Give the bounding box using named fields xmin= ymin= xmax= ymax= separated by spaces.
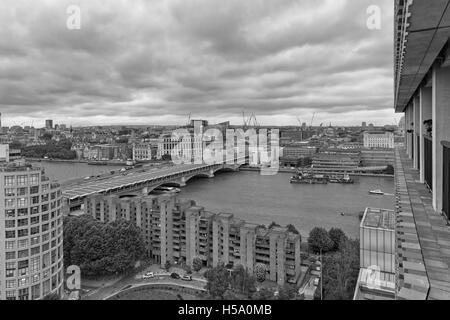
xmin=361 ymin=208 xmax=396 ymax=230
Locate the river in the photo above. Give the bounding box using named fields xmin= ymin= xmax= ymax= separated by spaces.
xmin=179 ymin=171 xmax=394 ymax=238
xmin=35 ymin=162 xmax=394 ymax=239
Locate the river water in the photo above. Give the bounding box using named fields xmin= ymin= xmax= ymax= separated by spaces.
xmin=31 ymin=161 xmax=124 ymax=181
xmin=35 ymin=162 xmax=394 ymax=239
xmin=179 ymin=171 xmax=394 ymax=239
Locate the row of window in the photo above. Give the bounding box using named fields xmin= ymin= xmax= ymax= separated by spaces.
xmin=5 ymin=215 xmax=62 ymax=229
xmin=5 ymin=202 xmax=61 ymax=217
xmin=5 ymin=223 xmax=62 ymax=239
xmin=4 ymin=174 xmax=40 ymax=186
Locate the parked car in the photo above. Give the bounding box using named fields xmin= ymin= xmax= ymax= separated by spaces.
xmin=170 ymin=272 xmax=180 ymax=279
xmin=142 ymin=272 xmax=154 ymax=279
xmin=181 ymin=275 xmax=192 ymax=281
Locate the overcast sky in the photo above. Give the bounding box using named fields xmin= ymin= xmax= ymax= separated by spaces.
xmin=0 ymin=0 xmax=398 ymax=127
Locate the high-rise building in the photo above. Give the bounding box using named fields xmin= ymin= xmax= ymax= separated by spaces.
xmin=393 ymin=0 xmax=450 ymax=300
xmin=0 ymin=160 xmax=64 ymax=300
xmin=45 ymin=120 xmax=53 ymax=130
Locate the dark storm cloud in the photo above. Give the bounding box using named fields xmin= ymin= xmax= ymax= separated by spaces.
xmin=0 ymin=0 xmax=395 ymax=126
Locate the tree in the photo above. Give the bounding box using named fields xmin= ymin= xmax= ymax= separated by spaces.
xmin=63 ymin=215 xmax=146 ymax=276
xmin=308 ymin=227 xmax=334 ymax=253
xmin=328 ymin=228 xmax=348 ymax=251
xmin=204 ymin=265 xmax=231 ymax=299
xmin=384 ymin=164 xmax=394 ymax=175
xmin=321 ymin=239 xmax=359 ymax=300
xmin=286 ymin=224 xmax=300 ymax=235
xmin=183 ymin=264 xmax=192 ymax=274
xmin=192 ymin=257 xmax=203 ymax=272
xmin=230 ymin=265 xmax=256 ymax=297
xmin=164 ymin=261 xmax=171 ymax=272
xmin=254 ymin=263 xmax=266 ymax=282
xmin=268 ymin=221 xmax=281 ymax=229
xmin=277 ymin=284 xmax=297 ymax=300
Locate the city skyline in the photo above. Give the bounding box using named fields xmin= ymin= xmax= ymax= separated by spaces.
xmin=0 ymin=0 xmax=398 ymax=127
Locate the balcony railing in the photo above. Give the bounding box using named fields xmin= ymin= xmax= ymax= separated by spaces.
xmin=424 ymin=135 xmax=432 ymax=191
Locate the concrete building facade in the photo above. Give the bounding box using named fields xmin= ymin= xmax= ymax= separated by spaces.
xmin=363 ymin=131 xmax=394 ymax=149
xmin=0 ymin=161 xmax=64 ymax=300
xmin=83 ymin=193 xmax=302 ymax=285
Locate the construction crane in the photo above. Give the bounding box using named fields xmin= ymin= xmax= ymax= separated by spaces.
xmin=310 ymin=112 xmax=316 ymax=128
xmin=242 ymin=112 xmax=260 ymax=129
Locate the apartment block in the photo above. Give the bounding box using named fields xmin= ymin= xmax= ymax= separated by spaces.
xmin=83 ymin=193 xmax=302 ymax=285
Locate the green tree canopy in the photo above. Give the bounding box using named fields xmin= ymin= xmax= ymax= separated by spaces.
xmin=308 ymin=227 xmax=334 ymax=253
xmin=328 ymin=228 xmax=348 ymax=251
xmin=63 ymin=215 xmax=146 ymax=276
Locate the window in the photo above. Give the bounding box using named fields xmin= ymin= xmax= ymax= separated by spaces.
xmin=18 ymin=208 xmax=28 ymax=217
xmin=18 ymin=277 xmax=28 ymax=287
xmin=17 ymin=187 xmax=27 ymax=196
xmin=30 ymin=236 xmax=40 ymax=246
xmin=31 ymin=216 xmax=39 ymax=225
xmin=18 ymin=229 xmax=28 ymax=238
xmin=5 ymin=198 xmax=14 ymax=207
xmin=5 ymin=220 xmax=15 ymax=228
xmin=5 ymin=230 xmax=15 ymax=239
xmin=5 ymin=188 xmax=15 ymax=196
xmin=17 ymin=175 xmax=27 ymax=186
xmin=6 ymin=268 xmax=15 ymax=278
xmin=5 ymin=175 xmax=15 ymax=186
xmin=31 ymin=206 xmax=39 ymax=215
xmin=6 ymin=251 xmax=16 ymax=260
xmin=6 ymin=280 xmax=16 ymax=289
xmin=31 ymin=196 xmax=39 ymax=204
xmin=18 ymin=218 xmax=28 ymax=227
xmin=42 ymin=184 xmax=49 ymax=192
xmin=41 ymin=194 xmax=49 ymax=202
xmin=31 ymin=246 xmax=40 ymax=255
xmin=30 ymin=257 xmax=40 ymax=273
xmin=30 ymin=174 xmax=39 ymax=185
xmin=18 ymin=239 xmax=28 ymax=249
xmin=30 ymin=226 xmax=40 ymax=235
xmin=5 ymin=209 xmax=15 ymax=218
xmin=18 ymin=250 xmax=28 ymax=259
xmin=5 ymin=241 xmax=15 ymax=250
xmin=17 ymin=198 xmax=27 ymax=207
xmin=30 ymin=186 xmax=39 ymax=194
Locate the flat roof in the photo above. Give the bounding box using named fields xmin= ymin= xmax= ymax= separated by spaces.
xmin=361 ymin=208 xmax=395 ymax=230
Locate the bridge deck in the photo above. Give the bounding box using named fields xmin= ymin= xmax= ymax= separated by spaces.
xmin=63 ymin=163 xmax=216 ymax=200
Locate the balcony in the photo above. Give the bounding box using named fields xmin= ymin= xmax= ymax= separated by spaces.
xmin=395 ymin=148 xmax=450 ymax=300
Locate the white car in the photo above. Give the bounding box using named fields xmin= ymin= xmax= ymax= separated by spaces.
xmin=142 ymin=272 xmax=154 ymax=279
